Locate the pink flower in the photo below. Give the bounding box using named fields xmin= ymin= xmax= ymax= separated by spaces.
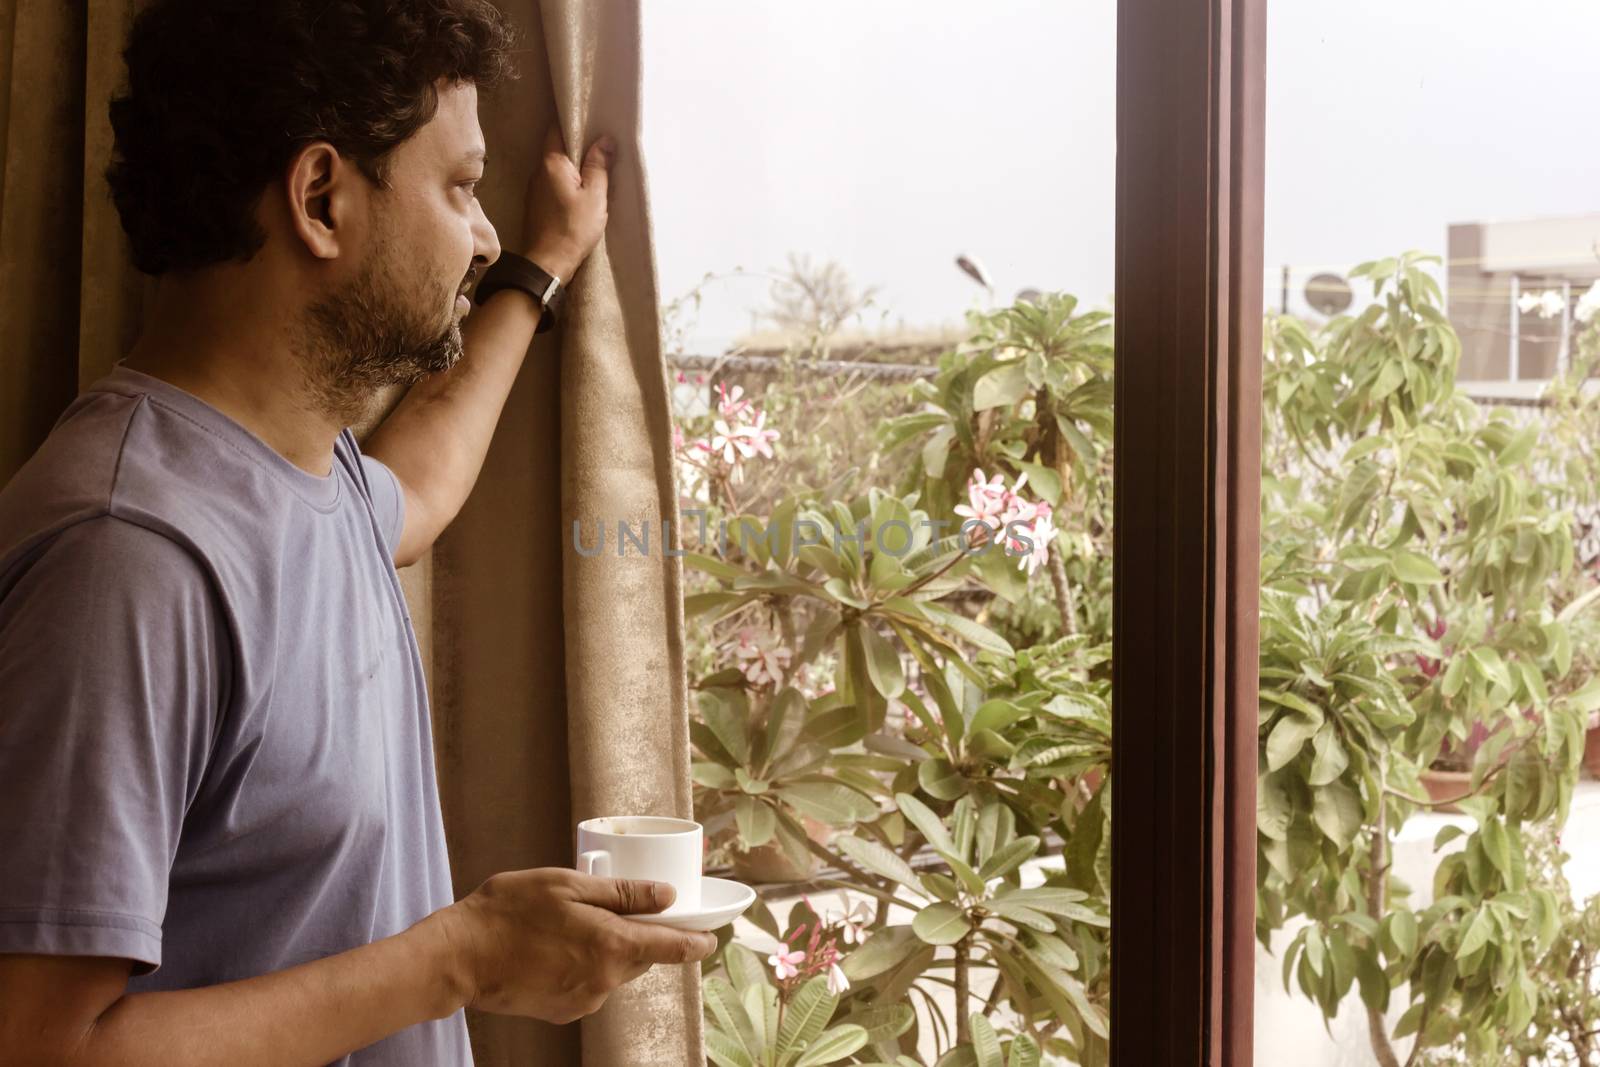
xmin=955 ymin=469 xmax=1010 ymax=532
xmin=1006 ymin=498 xmax=1055 ymax=576
xmin=716 ymin=383 xmax=752 ymax=420
xmin=955 ymin=470 xmax=1055 ymax=573
xmin=768 ymin=948 xmax=805 ymax=981
xmin=733 ymin=628 xmax=791 ymax=688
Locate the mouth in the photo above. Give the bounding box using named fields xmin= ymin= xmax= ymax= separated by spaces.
xmin=455 ymin=293 xmax=470 ymax=316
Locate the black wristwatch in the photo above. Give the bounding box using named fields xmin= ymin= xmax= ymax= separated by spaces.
xmin=473 ymin=251 xmax=566 ymax=333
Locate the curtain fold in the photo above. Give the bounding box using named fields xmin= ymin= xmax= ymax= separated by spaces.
xmin=1 ymin=1 xmax=700 ymax=1063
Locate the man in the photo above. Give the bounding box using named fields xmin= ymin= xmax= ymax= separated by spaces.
xmin=0 ymin=2 xmax=717 ymax=1064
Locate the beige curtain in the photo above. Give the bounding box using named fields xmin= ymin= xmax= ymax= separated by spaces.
xmin=0 ymin=2 xmax=699 ymax=1064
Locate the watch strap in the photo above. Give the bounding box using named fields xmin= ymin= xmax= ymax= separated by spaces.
xmin=473 ymin=251 xmax=566 ymax=333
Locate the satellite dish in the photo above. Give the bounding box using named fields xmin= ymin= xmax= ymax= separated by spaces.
xmin=1305 ymin=273 xmax=1353 ymax=316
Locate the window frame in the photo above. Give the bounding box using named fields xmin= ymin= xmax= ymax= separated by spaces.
xmin=1110 ymin=0 xmax=1265 ymax=1062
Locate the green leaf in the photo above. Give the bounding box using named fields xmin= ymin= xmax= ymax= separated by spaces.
xmin=974 ymin=800 xmax=1016 ymax=865
xmin=734 ymin=796 xmax=776 ymax=847
xmin=973 ymin=360 xmax=1030 ymax=411
xmin=918 ymin=758 xmax=967 ymax=801
xmin=970 ymin=1014 xmax=1003 ymax=1067
xmin=978 ymin=836 xmax=1040 ymax=881
xmin=779 ymin=782 xmax=879 ymax=826
xmin=1455 ymin=907 xmax=1493 ymax=960
xmin=776 ymin=977 xmax=838 ymax=1060
xmin=984 ymin=899 xmax=1055 ymax=932
xmin=765 ymin=687 xmax=808 ymax=767
xmin=859 ymin=624 xmax=906 ymax=699
xmin=1312 ymin=781 xmax=1364 ymax=850
xmin=921 ymin=605 xmax=1015 ymax=656
xmin=834 ymin=834 xmax=919 ymax=886
xmin=837 ymin=1004 xmax=915 ymax=1045
xmin=1391 ymin=550 xmax=1444 ymax=585
xmin=937 ymin=850 xmax=988 ymax=897
xmin=724 ymin=943 xmax=768 ymax=993
xmin=687 ymin=551 xmax=749 ymax=581
xmin=840 ymin=926 xmax=922 ymax=981
xmin=969 ymin=699 xmax=1030 ymax=737
xmin=700 ymin=690 xmax=751 ymax=764
xmin=1386 ymin=910 xmax=1417 ymax=963
xmin=1015 ymin=461 xmax=1062 ymax=506
xmin=896 ymin=791 xmax=958 ymax=854
xmin=1006 ymin=1032 xmax=1041 ymax=1067
xmin=912 ymin=902 xmax=971 ymax=945
xmin=707 ymin=1028 xmax=757 ymax=1067
xmin=1479 ymin=818 xmax=1513 ymax=882
xmin=1308 ymin=725 xmax=1349 ymax=787
xmin=1267 ymin=710 xmax=1323 ymax=771
xmin=704 ymin=976 xmax=760 ymax=1061
xmin=793 ymin=1025 xmax=869 ymax=1067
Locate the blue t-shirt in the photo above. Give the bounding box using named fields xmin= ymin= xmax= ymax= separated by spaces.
xmin=0 ymin=363 xmax=471 ymax=1065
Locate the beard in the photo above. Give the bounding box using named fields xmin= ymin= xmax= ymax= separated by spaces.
xmin=294 ymin=234 xmax=472 ymax=424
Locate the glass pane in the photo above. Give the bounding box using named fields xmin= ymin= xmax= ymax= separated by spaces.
xmin=1256 ymin=5 xmax=1600 ymax=1064
xmin=645 ymin=3 xmax=1116 ymax=1062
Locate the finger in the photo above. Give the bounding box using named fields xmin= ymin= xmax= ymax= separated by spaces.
xmin=567 ymin=873 xmax=675 ymax=914
xmin=625 ymin=925 xmax=721 ymax=966
xmin=580 ymin=135 xmax=615 ymax=194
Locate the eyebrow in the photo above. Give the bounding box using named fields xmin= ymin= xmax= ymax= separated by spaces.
xmin=460 ymin=149 xmax=487 ymax=167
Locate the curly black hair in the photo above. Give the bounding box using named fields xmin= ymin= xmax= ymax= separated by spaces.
xmin=106 ymin=0 xmax=518 ymax=276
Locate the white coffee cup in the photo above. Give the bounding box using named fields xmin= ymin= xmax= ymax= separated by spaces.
xmin=576 ymin=815 xmax=703 ymax=913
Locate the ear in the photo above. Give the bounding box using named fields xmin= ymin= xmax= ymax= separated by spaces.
xmin=283 ymin=141 xmax=365 ymax=261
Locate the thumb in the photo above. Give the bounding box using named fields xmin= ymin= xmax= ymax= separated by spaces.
xmin=580 ymin=135 xmax=616 ymax=192
xmin=610 ymin=878 xmax=675 ymax=914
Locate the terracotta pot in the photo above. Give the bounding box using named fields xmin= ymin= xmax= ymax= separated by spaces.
xmin=1420 ymin=767 xmax=1473 ymax=814
xmin=1585 ymin=728 xmax=1600 ymax=780
xmin=730 ymin=817 xmax=835 ymax=885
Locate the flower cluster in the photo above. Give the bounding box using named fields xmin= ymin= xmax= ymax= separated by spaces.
xmin=1518 ymin=289 xmax=1569 ymax=319
xmin=953 ymin=468 xmax=1057 ymax=575
xmin=1518 ymin=281 xmax=1600 ymax=324
xmin=1578 ymin=281 xmax=1600 ymax=326
xmin=732 ymin=627 xmax=791 ymax=689
xmin=766 ymin=896 xmax=867 ymax=995
xmin=680 ymin=384 xmax=781 ymax=484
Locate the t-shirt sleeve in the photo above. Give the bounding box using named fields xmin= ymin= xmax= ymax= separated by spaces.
xmin=0 ymin=516 xmax=225 ymax=975
xmin=357 ymin=451 xmax=406 ymax=558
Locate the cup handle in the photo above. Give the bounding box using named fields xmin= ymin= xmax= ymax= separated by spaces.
xmin=578 ymin=849 xmax=611 ymax=877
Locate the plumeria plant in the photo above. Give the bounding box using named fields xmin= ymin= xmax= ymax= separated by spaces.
xmin=679 ymin=294 xmax=1117 ymax=1066
xmin=680 ymin=261 xmax=1600 ymax=1066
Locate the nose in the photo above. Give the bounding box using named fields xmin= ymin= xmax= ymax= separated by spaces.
xmin=472 ymin=200 xmax=501 ymax=271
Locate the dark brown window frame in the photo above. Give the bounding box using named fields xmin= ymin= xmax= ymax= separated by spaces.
xmin=1110 ymin=0 xmax=1265 ymax=1063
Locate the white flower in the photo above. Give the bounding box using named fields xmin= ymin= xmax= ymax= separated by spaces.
xmin=954 ymin=469 xmax=1010 ymax=536
xmin=732 ymin=627 xmax=790 ymax=688
xmin=1576 ymin=281 xmax=1600 ymax=325
xmin=1519 ymin=289 xmax=1567 ymax=319
xmin=1012 ymin=501 xmax=1056 ymax=576
xmin=826 ymin=962 xmax=851 ymax=995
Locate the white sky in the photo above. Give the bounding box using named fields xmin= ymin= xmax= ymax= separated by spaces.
xmin=641 ymin=1 xmax=1600 ymax=353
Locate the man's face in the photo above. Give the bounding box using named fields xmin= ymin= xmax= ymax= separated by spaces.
xmin=301 ymin=81 xmax=501 ymax=416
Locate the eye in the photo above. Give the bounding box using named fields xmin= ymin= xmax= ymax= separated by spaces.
xmin=459 ymin=179 xmax=481 ymax=198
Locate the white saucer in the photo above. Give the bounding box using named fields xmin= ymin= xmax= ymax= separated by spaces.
xmin=626 ymin=876 xmax=756 ymax=932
